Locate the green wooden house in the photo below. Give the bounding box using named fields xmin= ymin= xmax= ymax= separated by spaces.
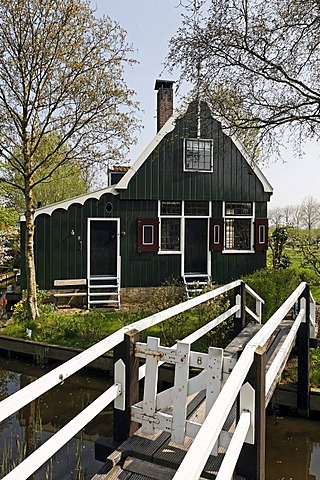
xmin=20 ymin=80 xmax=273 ymax=306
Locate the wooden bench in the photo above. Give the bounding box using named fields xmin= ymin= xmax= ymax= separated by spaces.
xmin=53 ymin=279 xmax=87 ymax=306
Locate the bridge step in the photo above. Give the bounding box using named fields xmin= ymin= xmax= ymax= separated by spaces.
xmin=93 ymin=455 xmax=246 ymax=479
xmin=96 ymin=457 xmax=209 ymax=479
xmin=92 ymin=400 xmax=241 ymax=480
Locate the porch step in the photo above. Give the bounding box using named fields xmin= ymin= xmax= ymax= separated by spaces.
xmin=88 ymin=276 xmax=120 ymax=308
xmin=182 ymin=273 xmax=211 ymax=299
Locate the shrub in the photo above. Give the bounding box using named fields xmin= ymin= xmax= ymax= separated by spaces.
xmin=242 ymin=267 xmax=303 ymax=322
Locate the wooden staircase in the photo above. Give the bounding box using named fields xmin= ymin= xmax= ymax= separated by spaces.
xmin=88 ymin=275 xmax=120 ymax=308
xmin=182 ymin=273 xmax=211 ymax=298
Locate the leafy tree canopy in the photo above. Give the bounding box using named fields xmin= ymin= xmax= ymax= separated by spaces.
xmin=2 ymin=131 xmax=92 ymax=213
xmin=0 ymin=0 xmax=140 ymax=319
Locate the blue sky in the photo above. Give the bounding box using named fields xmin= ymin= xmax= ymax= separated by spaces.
xmin=93 ymin=1 xmax=320 ymax=208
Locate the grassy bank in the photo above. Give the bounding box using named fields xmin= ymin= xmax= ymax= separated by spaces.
xmin=1 ymin=285 xmax=230 ymax=353
xmin=2 ymin=268 xmax=320 ymax=387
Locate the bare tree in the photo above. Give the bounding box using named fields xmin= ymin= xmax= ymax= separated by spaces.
xmin=282 ymin=205 xmax=295 ymax=226
xmin=268 ymin=207 xmax=284 ymax=227
xmin=291 ymin=204 xmax=303 ymax=228
xmin=168 ymin=0 xmax=320 ymax=153
xmin=0 ymin=0 xmax=139 ymax=319
xmin=300 ymin=196 xmax=320 ymax=231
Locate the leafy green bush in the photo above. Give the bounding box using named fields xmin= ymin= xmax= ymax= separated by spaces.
xmin=11 ymin=290 xmax=52 ymax=331
xmin=141 ymin=279 xmax=230 ymax=349
xmin=242 ymin=267 xmax=304 ymax=322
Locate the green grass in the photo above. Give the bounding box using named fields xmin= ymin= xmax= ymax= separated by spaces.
xmin=2 ymin=287 xmax=230 ymax=352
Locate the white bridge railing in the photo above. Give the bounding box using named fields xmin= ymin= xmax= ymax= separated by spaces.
xmin=172 ymin=282 xmax=314 ymax=480
xmin=0 ymin=280 xmax=315 ymax=480
xmin=0 ymin=279 xmax=263 ymax=480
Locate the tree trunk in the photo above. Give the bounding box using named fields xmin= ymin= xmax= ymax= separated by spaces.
xmin=25 ymin=190 xmax=39 ymax=320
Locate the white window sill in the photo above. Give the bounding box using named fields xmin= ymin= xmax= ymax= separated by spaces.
xmin=158 ymin=250 xmax=181 ymax=255
xmin=222 ymin=249 xmax=254 ymax=254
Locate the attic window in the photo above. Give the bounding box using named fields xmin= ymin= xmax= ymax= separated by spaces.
xmin=184 ymin=139 xmax=213 ymax=172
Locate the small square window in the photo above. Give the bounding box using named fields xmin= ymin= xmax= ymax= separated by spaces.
xmin=225 ymin=218 xmax=251 ymax=250
xmin=184 ymin=139 xmax=213 ymax=172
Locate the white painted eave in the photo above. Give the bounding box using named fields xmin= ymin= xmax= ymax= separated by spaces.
xmin=20 ymin=185 xmax=119 ymax=221
xmin=228 ymin=133 xmax=273 ymax=194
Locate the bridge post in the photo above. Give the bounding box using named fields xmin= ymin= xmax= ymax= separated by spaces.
xmin=232 ymin=280 xmax=246 ymax=339
xmin=297 ymin=284 xmax=310 ymax=418
xmin=113 ymin=329 xmax=140 ymax=443
xmin=236 ymin=347 xmax=266 ymax=480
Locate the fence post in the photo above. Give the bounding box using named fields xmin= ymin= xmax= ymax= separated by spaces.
xmin=297 ymin=284 xmax=310 ymax=418
xmin=113 ymin=328 xmax=140 ymax=443
xmin=232 ymin=280 xmax=246 ymax=339
xmin=236 ymin=347 xmax=266 ymax=480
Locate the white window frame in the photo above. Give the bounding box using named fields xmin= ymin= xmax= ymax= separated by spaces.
xmin=213 ymin=224 xmax=221 ymax=245
xmin=158 ymin=201 xmax=182 ymax=254
xmin=142 ymin=224 xmax=154 ymax=245
xmin=87 ymin=217 xmax=121 ymax=280
xmin=158 ymin=200 xmax=212 ymax=257
xmin=222 ymin=202 xmax=255 ymax=253
xmin=258 ymin=224 xmax=266 ymax=245
xmin=183 ymin=138 xmax=213 ymax=173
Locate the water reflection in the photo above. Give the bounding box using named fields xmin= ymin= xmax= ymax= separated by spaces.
xmin=266 ymin=415 xmax=320 ymax=480
xmin=0 ymin=355 xmax=112 ymax=479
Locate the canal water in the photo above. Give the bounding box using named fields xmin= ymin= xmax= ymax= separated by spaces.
xmin=1 ymin=354 xmax=320 ymax=479
xmin=266 ymin=415 xmax=320 ymax=479
xmin=0 ymin=354 xmax=112 ymax=479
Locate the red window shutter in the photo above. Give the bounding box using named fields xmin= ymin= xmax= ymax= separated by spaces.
xmin=254 ymin=218 xmax=268 ymax=251
xmin=137 ymin=218 xmax=159 ymax=253
xmin=210 ymin=218 xmax=224 ymax=251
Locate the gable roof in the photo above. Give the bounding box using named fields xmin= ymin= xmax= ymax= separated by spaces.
xmin=24 ymin=96 xmax=272 ymax=220
xmin=117 ymin=97 xmax=273 ymax=194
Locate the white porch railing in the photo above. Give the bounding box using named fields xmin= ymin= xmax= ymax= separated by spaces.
xmin=0 ymin=279 xmax=262 ymax=480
